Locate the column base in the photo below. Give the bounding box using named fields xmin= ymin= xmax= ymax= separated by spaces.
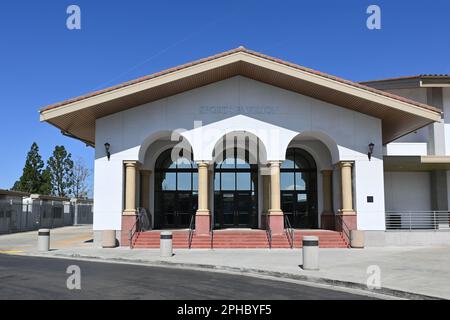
xmin=121 ymin=214 xmax=137 ymax=246
xmin=336 ymin=212 xmax=357 ymax=231
xmin=195 ymin=210 xmax=211 ymax=236
xmin=268 ymin=211 xmax=284 ymax=235
xmin=320 ymin=212 xmax=335 ymax=230
xmin=123 ymin=209 xmax=137 ymax=216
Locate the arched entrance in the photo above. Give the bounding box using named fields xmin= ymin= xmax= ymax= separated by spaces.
xmin=213 ymin=135 xmax=260 ymax=229
xmin=281 ymin=148 xmax=318 ymax=228
xmin=154 ymin=148 xmax=198 ymax=229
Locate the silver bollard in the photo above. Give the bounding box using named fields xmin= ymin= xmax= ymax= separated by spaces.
xmin=160 ymin=231 xmax=173 ymax=257
xmin=302 ymin=236 xmax=319 ymax=270
xmin=38 ymin=229 xmax=50 ymax=252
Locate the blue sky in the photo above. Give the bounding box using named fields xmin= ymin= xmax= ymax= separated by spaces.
xmin=1 ymin=0 xmax=449 ymax=190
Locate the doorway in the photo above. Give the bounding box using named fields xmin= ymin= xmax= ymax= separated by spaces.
xmin=280 ymin=148 xmax=318 ymax=229
xmin=214 ymin=191 xmax=256 ymax=228
xmin=213 ymin=136 xmax=259 ymax=229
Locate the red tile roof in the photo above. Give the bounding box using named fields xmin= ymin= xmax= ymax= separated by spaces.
xmin=40 ymin=47 xmax=442 ymax=114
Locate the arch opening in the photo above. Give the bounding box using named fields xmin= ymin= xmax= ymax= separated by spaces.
xmin=153 ymin=148 xmax=198 ymax=229
xmin=280 ymin=148 xmax=318 ymax=229
xmin=212 ymin=132 xmax=266 ymax=229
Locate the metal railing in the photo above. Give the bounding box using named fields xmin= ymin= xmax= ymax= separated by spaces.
xmin=284 ymin=215 xmax=295 ymax=249
xmin=335 ymin=214 xmax=351 ymax=246
xmin=188 ymin=214 xmax=195 ymax=249
xmin=265 ymin=220 xmax=272 ymax=249
xmin=210 ymin=214 xmax=214 ymax=250
xmin=386 ymin=211 xmax=450 ymax=231
xmin=128 ymin=208 xmax=150 ymax=249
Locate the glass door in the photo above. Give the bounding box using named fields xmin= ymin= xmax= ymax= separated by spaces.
xmin=176 ymin=192 xmax=196 ymax=227
xmin=294 ymin=192 xmax=309 ymax=228
xmin=280 ymin=148 xmax=318 ymax=229
xmin=281 ymin=192 xmax=295 ymax=227
xmin=236 ymin=192 xmax=252 ymax=227
xmin=221 ymin=193 xmax=235 ymax=227
xmin=156 ymin=193 xmax=176 ymax=228
xmin=281 ymin=191 xmax=317 ymax=228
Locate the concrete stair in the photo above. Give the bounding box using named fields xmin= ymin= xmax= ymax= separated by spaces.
xmin=132 ymin=229 xmax=349 ymax=249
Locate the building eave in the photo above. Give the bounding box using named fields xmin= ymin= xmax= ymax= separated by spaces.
xmin=39 ymin=47 xmax=443 ymax=147
xmin=384 ymin=155 xmax=450 ymax=171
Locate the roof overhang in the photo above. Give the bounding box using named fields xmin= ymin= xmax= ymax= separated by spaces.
xmin=0 ymin=189 xmax=30 ymax=197
xmin=361 ymin=75 xmax=450 ymax=89
xmin=40 ymin=48 xmax=442 ymax=147
xmin=384 ymin=155 xmax=450 ymax=171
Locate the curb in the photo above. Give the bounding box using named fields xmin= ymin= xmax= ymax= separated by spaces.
xmin=21 ymin=251 xmax=442 ymax=300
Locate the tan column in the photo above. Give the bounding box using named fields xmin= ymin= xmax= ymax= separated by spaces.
xmin=197 ymin=162 xmax=209 ymax=214
xmin=269 ymin=161 xmax=282 ymax=214
xmin=267 ymin=161 xmax=284 ymax=234
xmin=340 ymin=162 xmax=354 ymax=213
xmin=140 ymin=170 xmax=151 ymax=211
xmin=321 ymin=170 xmax=333 ymax=213
xmin=123 ymin=161 xmax=139 ymax=215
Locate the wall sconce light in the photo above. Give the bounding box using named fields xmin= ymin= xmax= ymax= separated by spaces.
xmin=104 ymin=142 xmax=111 ymax=161
xmin=368 ymin=143 xmax=375 ymax=161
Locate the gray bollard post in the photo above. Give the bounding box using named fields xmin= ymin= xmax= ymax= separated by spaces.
xmin=38 ymin=229 xmax=50 ymax=252
xmin=160 ymin=231 xmax=173 ymax=257
xmin=302 ymin=236 xmax=319 ymax=270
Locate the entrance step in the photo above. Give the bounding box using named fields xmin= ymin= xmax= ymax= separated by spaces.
xmin=132 ymin=229 xmax=349 ymax=249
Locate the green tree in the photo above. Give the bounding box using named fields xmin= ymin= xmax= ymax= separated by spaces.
xmin=12 ymin=142 xmax=51 ymax=194
xmin=40 ymin=167 xmax=52 ymax=195
xmin=47 ymin=146 xmax=74 ymax=197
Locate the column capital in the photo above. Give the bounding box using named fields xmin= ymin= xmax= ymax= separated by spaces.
xmin=339 ymin=161 xmax=353 ymax=168
xmin=268 ymin=160 xmax=282 ymax=166
xmin=196 ymin=161 xmax=210 ymax=168
xmin=124 ymin=160 xmax=140 ymax=168
xmin=321 ymin=169 xmax=333 ymax=175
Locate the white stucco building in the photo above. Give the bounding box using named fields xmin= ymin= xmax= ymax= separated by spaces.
xmin=40 ymin=47 xmax=450 ymax=248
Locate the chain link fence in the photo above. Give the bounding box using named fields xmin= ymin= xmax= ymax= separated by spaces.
xmin=0 ymin=199 xmax=93 ymax=235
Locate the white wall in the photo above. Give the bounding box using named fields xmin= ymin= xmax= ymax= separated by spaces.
xmin=354 ymin=160 xmax=386 ymax=230
xmin=384 ymin=171 xmax=432 ymax=211
xmin=443 ymin=88 xmax=450 ymax=155
xmin=384 ymin=142 xmax=428 ymax=156
xmin=93 ymin=76 xmax=385 ymax=231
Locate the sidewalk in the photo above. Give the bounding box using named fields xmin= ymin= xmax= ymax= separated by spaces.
xmin=1 ymin=226 xmax=449 ymax=299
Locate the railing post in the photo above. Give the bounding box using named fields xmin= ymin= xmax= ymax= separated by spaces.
xmin=433 ymin=211 xmax=436 ymax=230
xmin=409 ymin=211 xmax=412 ymax=231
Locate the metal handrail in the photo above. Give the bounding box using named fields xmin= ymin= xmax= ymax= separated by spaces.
xmin=188 ymin=214 xmax=195 ymax=249
xmin=284 ymin=215 xmax=295 ymax=249
xmin=210 ymin=214 xmax=214 ymax=250
xmin=385 ymin=211 xmax=450 ymax=231
xmin=129 ymin=208 xmax=149 ymax=249
xmin=335 ymin=214 xmax=351 ymax=246
xmin=265 ymin=220 xmax=272 ymax=249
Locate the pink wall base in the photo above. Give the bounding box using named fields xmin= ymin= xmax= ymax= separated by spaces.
xmin=336 ymin=213 xmax=357 ymax=231
xmin=195 ymin=213 xmax=211 ymax=235
xmin=121 ymin=214 xmax=137 ymax=246
xmin=268 ymin=213 xmax=284 ymax=235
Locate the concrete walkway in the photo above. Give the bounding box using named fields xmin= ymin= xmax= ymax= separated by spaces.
xmin=0 ymin=225 xmax=93 ymax=253
xmin=1 ymin=226 xmax=449 ymax=299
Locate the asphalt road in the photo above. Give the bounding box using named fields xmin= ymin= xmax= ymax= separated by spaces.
xmin=0 ymin=254 xmax=376 ymax=300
